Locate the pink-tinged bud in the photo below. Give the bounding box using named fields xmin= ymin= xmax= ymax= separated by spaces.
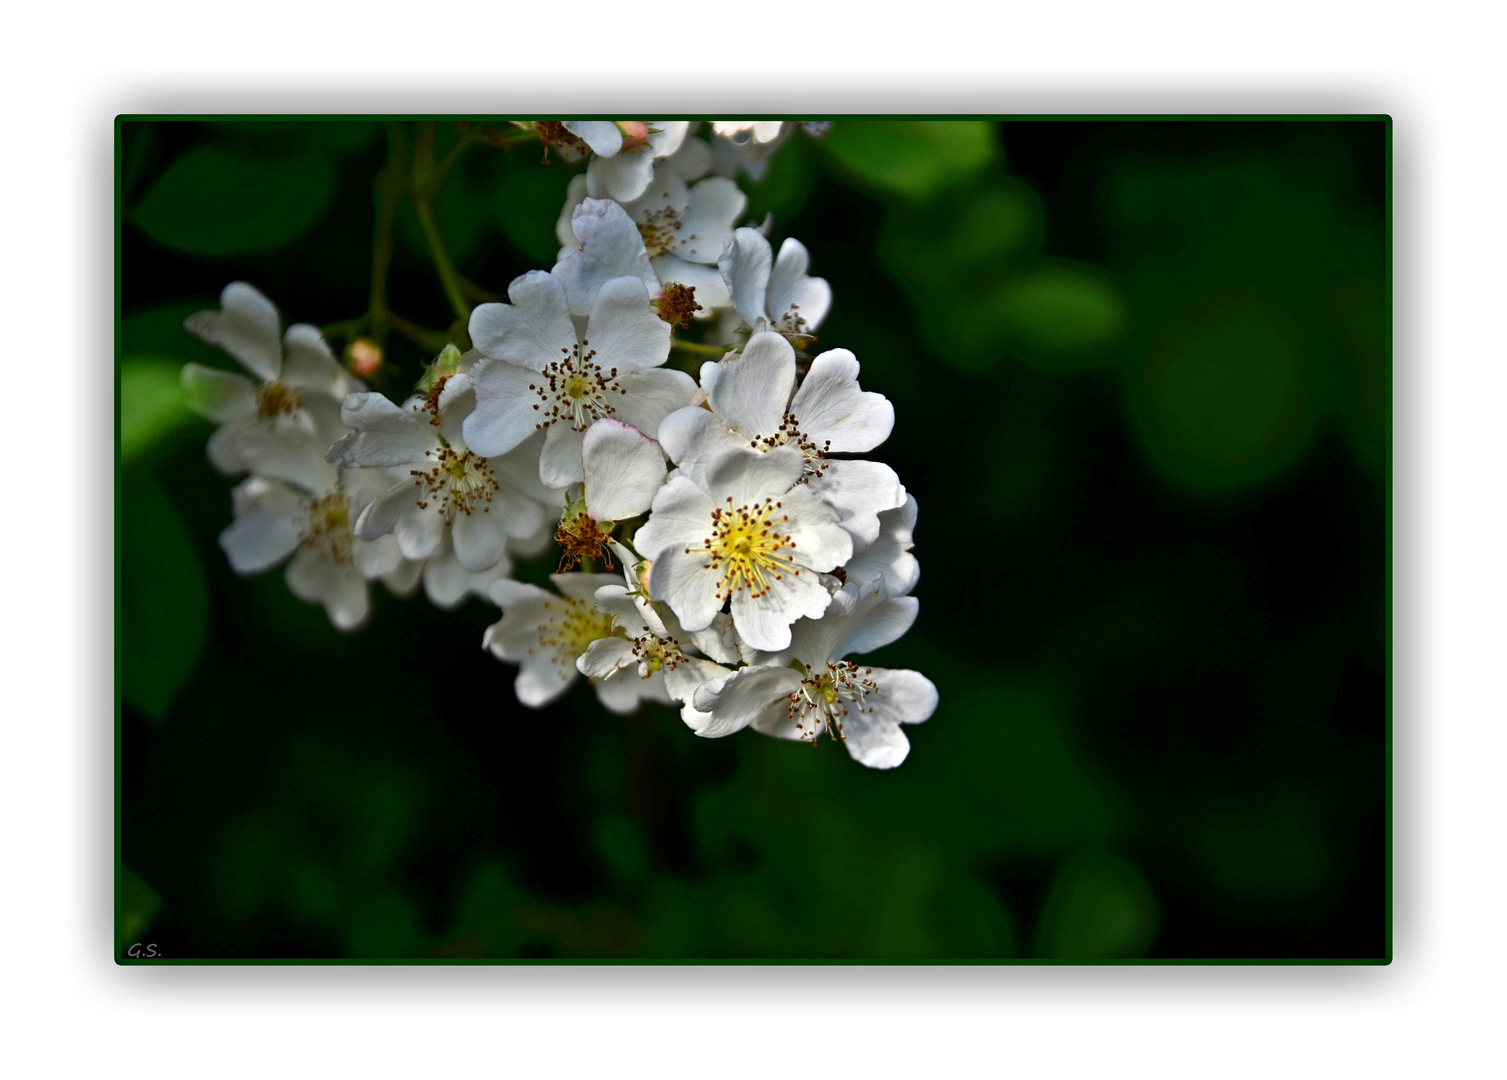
xmin=615 ymin=121 xmax=649 ymax=151
xmin=347 ymin=338 xmax=383 ymax=379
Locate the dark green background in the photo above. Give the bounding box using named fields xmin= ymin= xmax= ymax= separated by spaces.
xmin=118 ymin=119 xmax=1387 ymax=960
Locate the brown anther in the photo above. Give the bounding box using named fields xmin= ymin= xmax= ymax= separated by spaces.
xmin=655 ymin=282 xmax=702 ymax=329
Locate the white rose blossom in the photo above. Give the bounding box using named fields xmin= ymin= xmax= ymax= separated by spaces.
xmin=463 ymin=270 xmax=695 ymax=488
xmin=326 ymin=364 xmax=559 ymax=573
xmin=691 ymin=579 xmax=938 ymax=768
xmin=556 ymin=171 xmax=746 ymax=315
xmin=484 ymin=573 xmax=673 ymax=713
xmin=218 ymin=425 xmax=407 ymax=631
xmin=178 ymin=123 xmax=934 ymax=766
xmin=631 ymin=444 xmax=853 ymax=653
xmin=573 ymin=120 xmax=690 ymax=203
xmin=718 ymin=227 xmax=832 ymax=341
xmin=658 ymin=331 xmax=905 ymax=547
xmin=181 ymin=282 xmax=360 ymax=475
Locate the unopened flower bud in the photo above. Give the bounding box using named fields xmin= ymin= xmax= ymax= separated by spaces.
xmin=615 ymin=121 xmax=649 ymax=151
xmin=346 ymin=338 xmax=383 ymax=379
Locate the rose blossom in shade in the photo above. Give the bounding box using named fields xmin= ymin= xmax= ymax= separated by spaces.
xmin=181 ymin=281 xmax=361 ymax=475
xmin=658 ymin=331 xmax=905 ymax=547
xmin=718 ymin=227 xmax=832 ymax=339
xmin=463 ymin=270 xmax=695 ymax=489
xmin=630 ymin=444 xmax=853 ymax=653
xmin=556 ymin=170 xmax=746 ymax=315
xmin=484 ymin=573 xmax=673 ymax=713
xmin=326 ymin=371 xmax=558 ymax=573
xmin=691 ymin=579 xmax=938 ymax=768
xmin=218 ymin=426 xmax=406 ymax=631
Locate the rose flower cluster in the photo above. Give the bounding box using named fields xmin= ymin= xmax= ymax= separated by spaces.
xmin=179 ymin=120 xmax=935 ymax=768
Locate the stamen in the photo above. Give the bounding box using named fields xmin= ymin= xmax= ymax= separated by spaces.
xmin=301 ymin=491 xmax=353 ymax=564
xmin=527 ymin=341 xmax=625 ymax=433
xmin=410 ymin=447 xmax=501 ymax=522
xmin=784 ymin=660 xmax=879 ymax=744
xmin=533 ymin=598 xmax=618 ymax=675
xmin=685 ymin=496 xmax=800 ymax=601
xmin=256 ymin=380 xmax=301 ymax=419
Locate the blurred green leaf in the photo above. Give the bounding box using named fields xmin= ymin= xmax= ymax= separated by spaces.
xmin=822 ymin=120 xmax=999 ymax=201
xmin=123 ymin=301 xmax=221 ymax=365
xmin=1035 ymin=849 xmax=1158 ymax=959
xmin=1128 ymin=297 xmax=1318 ymax=492
xmin=131 ymin=143 xmax=337 ymax=256
xmin=121 ymin=472 xmax=208 ymax=719
xmin=117 ymin=868 xmax=161 ymax=953
xmin=990 ymin=262 xmax=1129 ymax=366
xmin=120 ymin=356 xmax=194 ymax=465
xmin=347 ymin=889 xmax=426 ymax=958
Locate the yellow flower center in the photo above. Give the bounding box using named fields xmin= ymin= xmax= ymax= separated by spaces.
xmin=301 ymin=492 xmax=353 ymax=564
xmin=256 ymin=379 xmax=301 ymax=418
xmin=536 ymin=598 xmax=619 ymax=674
xmin=686 ymin=496 xmax=800 ymax=602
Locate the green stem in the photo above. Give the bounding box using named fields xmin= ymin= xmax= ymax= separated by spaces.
xmin=369 ymin=130 xmax=407 ymax=341
xmin=671 ymin=339 xmax=732 ymax=357
xmin=413 ymin=199 xmax=472 ymax=323
xmin=411 ymin=122 xmax=472 ymax=324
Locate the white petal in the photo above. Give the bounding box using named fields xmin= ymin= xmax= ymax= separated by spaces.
xmin=703 ymin=331 xmax=795 ymax=436
xmin=730 ymin=567 xmax=833 ymax=653
xmin=582 ymin=418 xmax=667 ymax=521
xmin=704 ymin=445 xmax=805 ymax=511
xmin=790 ymin=349 xmax=894 ymax=453
xmin=238 ymin=426 xmax=339 ymax=495
xmin=718 ymin=228 xmax=772 ymax=329
xmin=663 ymin=656 xmax=734 ymax=707
xmin=352 ymin=533 xmax=401 ymax=578
xmin=813 ymin=459 xmax=906 ymax=548
xmin=649 ymin=548 xmax=724 ymax=634
xmin=631 ymin=472 xmax=716 ymax=561
xmin=556 ymin=173 xmax=589 ymax=250
xmin=219 ymin=482 xmax=304 ymax=573
xmin=181 ymin=364 xmax=255 ymax=424
xmin=583 ymin=276 xmax=671 ymax=372
xmin=514 ymin=654 xmax=575 ymax=708
xmin=676 ymin=177 xmax=746 ymax=264
xmin=382 ymin=558 xmax=424 ymax=598
xmin=577 ymin=636 xmax=636 ymax=680
xmin=666 ymin=135 xmax=711 ymax=180
xmin=553 ymin=199 xmax=659 ymax=316
xmin=550 ymin=572 xmax=625 ymax=604
xmin=281 ymin=324 xmax=355 ymax=399
xmin=436 ymin=372 xmax=476 ymax=448
xmin=845 ymin=494 xmax=919 ymax=597
xmin=451 ymin=506 xmax=509 ymax=572
xmin=539 ymin=421 xmax=585 ymax=488
xmin=563 ymin=121 xmax=624 ymax=157
xmin=656 ymin=404 xmax=738 ymax=480
xmin=422 ymin=534 xmax=510 ymax=610
xmin=612 ymin=367 xmax=698 ymax=438
xmin=765 ymin=238 xmax=830 ymax=330
xmin=690 ymin=665 xmax=802 ymax=738
xmin=206 ymin=418 xmax=251 ymax=474
xmin=843 ymin=669 xmax=938 ymax=769
xmin=468 ymin=269 xmax=574 ymax=370
xmin=646 ymin=121 xmax=690 ymax=159
xmin=392 ymin=498 xmax=446 ymax=562
xmin=587 ymin=148 xmax=655 ymax=203
xmin=285 ymin=546 xmax=370 ymax=631
xmin=327 ymin=392 xmax=435 ymax=467
xmin=183 ymin=282 xmax=282 ymax=382
xmin=463 ymin=358 xmax=550 ymax=459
